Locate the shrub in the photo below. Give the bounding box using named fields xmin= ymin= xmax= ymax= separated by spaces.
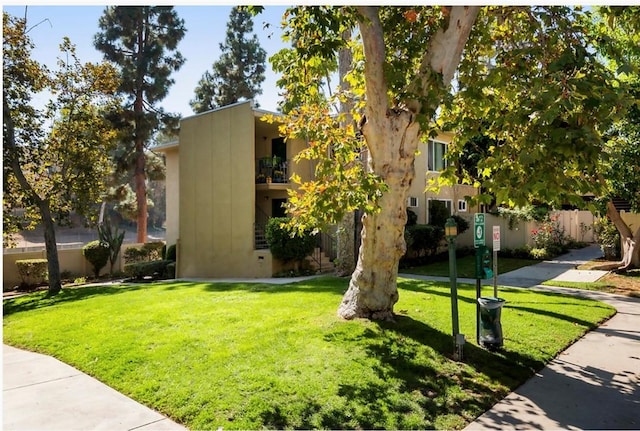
xmin=530 ymin=214 xmax=568 ymax=258
xmin=265 ymin=217 xmax=316 ymax=266
xmin=593 ymin=217 xmax=621 ymax=260
xmin=16 ymin=259 xmax=48 ymax=287
xmin=428 ymin=200 xmax=450 ymax=226
xmin=530 ymin=247 xmax=551 ymax=260
xmin=82 ymin=240 xmax=110 ymax=278
xmin=450 ymin=215 xmax=470 ymax=235
xmin=124 ymin=260 xmax=173 ymax=280
xmin=98 ymin=220 xmax=125 ymax=274
xmin=166 ymin=262 xmax=176 ymax=278
xmin=124 ymin=242 xmax=165 ymax=264
xmin=406 ymin=208 xmax=417 ymax=226
xmin=499 ymin=246 xmax=531 ymax=259
xmin=165 ymin=244 xmax=177 ymax=261
xmin=405 ymin=224 xmax=444 ymax=257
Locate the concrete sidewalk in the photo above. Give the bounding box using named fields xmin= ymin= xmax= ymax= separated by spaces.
xmin=3 ymin=345 xmax=186 ymax=431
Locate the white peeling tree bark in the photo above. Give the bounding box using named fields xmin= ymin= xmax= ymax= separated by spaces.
xmin=338 ymin=6 xmax=480 ymax=320
xmin=606 ymin=201 xmax=640 ymax=271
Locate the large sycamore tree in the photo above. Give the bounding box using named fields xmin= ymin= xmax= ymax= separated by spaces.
xmin=270 ymin=6 xmax=628 ymax=320
xmin=94 ymin=6 xmax=185 ymax=243
xmin=3 ymin=12 xmax=120 ymax=294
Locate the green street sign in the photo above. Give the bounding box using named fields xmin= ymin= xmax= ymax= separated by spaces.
xmin=474 ymin=213 xmax=485 ymax=247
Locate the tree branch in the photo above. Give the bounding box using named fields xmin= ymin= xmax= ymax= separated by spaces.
xmin=356 ymin=7 xmax=389 ymax=120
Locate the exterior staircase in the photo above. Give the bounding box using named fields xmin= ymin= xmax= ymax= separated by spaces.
xmin=306 ymin=247 xmax=335 ymax=274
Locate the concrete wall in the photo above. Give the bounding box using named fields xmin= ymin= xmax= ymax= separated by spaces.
xmin=178 ymin=101 xmax=268 ymax=278
xmin=456 ymin=210 xmax=599 ymax=250
xmin=3 ymin=243 xmax=145 ymax=290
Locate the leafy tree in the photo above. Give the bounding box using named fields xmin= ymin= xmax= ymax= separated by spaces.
xmin=268 ymin=6 xmax=627 ymax=320
xmin=94 ymin=6 xmax=185 ymax=243
xmin=3 ymin=12 xmax=120 ymax=294
xmin=593 ymin=7 xmax=640 ymax=270
xmin=190 ymin=7 xmax=266 ymax=113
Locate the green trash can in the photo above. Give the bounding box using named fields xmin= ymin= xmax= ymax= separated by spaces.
xmin=478 ymin=297 xmax=505 ymax=350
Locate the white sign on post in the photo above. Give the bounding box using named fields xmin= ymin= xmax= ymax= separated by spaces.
xmin=474 ymin=213 xmax=485 ymax=247
xmin=493 ymin=225 xmax=501 ymax=251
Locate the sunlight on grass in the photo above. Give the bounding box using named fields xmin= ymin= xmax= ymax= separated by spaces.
xmin=3 ymin=277 xmax=614 ymax=430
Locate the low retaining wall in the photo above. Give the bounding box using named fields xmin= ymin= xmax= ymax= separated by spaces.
xmin=3 ymin=243 xmax=146 ymax=291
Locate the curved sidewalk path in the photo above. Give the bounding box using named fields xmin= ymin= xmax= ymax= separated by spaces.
xmin=404 ymin=245 xmax=640 ymax=430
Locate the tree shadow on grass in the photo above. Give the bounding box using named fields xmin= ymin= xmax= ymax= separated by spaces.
xmin=311 ymin=314 xmax=549 ymax=429
xmin=2 ymin=284 xmax=146 ymax=316
xmin=399 ymin=279 xmax=611 ymax=328
xmin=3 ymin=277 xmax=349 ymax=317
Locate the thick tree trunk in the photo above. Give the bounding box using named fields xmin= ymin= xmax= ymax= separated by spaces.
xmin=338 ymin=110 xmax=420 ymax=320
xmin=338 ymin=6 xmax=479 ymax=320
xmin=606 ymin=201 xmax=640 ymax=271
xmin=41 ymin=204 xmax=62 ymax=295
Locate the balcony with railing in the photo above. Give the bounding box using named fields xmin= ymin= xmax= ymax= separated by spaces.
xmin=255 ymin=156 xmax=290 ymax=186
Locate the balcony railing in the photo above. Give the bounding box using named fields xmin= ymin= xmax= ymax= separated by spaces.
xmin=256 ymin=156 xmax=290 ymax=184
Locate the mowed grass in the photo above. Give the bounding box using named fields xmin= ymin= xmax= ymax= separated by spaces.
xmin=401 ymin=255 xmax=536 ymax=278
xmin=3 ymin=277 xmax=614 ymax=430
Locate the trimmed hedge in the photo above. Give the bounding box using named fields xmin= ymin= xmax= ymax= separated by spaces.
xmin=405 ymin=224 xmax=445 ymax=257
xmin=165 ymin=244 xmax=177 ymax=261
xmin=82 ymin=240 xmax=110 ymax=278
xmin=124 ymin=260 xmax=173 ymax=280
xmin=16 ymin=259 xmax=48 ymax=287
xmin=124 ymin=242 xmax=165 ymax=264
xmin=265 ymin=217 xmax=316 ymax=264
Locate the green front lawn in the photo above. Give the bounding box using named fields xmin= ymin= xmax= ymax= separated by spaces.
xmin=401 ymin=255 xmax=536 ymax=278
xmin=3 ymin=277 xmax=614 ymax=430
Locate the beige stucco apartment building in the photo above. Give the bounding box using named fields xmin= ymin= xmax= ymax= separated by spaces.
xmin=156 ymin=100 xmax=478 ymax=279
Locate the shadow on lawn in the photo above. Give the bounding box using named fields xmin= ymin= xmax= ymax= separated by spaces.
xmin=296 ymin=314 xmax=547 ymax=430
xmin=3 ymin=277 xmax=349 ymax=316
xmin=399 ymin=279 xmax=609 ymax=329
xmin=2 ymin=284 xmax=145 ymax=316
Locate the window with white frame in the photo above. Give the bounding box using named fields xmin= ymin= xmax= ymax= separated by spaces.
xmin=407 ymin=196 xmax=419 ymax=208
xmin=458 ymin=199 xmax=467 ymax=212
xmin=427 ymin=139 xmax=448 ymax=172
xmin=427 ymin=199 xmax=452 ymax=225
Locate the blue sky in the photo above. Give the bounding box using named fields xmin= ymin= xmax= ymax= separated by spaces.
xmin=3 ymin=5 xmax=289 ymax=116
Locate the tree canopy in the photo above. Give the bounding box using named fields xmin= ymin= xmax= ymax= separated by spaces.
xmin=267 ymin=6 xmax=634 ymax=319
xmin=191 ymin=7 xmax=266 ymax=113
xmin=3 ymin=11 xmax=121 ymax=293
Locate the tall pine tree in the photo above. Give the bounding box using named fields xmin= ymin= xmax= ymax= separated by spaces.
xmin=191 ymin=7 xmax=266 ymax=113
xmin=94 ymin=6 xmax=185 ymax=243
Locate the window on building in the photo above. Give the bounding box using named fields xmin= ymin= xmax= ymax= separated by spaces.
xmin=427 ymin=139 xmax=448 ymax=171
xmin=458 ymin=199 xmax=467 ymax=212
xmin=407 ymin=196 xmax=419 ymax=208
